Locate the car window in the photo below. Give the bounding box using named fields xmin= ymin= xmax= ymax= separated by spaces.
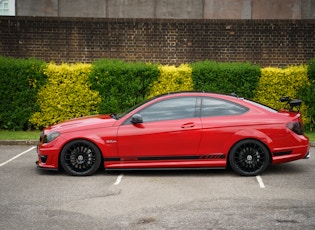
xmin=201 ymin=97 xmax=249 ymax=117
xmin=244 ymin=99 xmax=278 ymax=113
xmin=139 ymin=97 xmax=197 ymax=122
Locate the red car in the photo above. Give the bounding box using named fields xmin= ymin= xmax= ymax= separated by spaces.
xmin=37 ymin=92 xmax=310 ymax=176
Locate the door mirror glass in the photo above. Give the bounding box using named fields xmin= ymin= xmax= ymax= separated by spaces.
xmin=130 ymin=114 xmax=143 ymax=124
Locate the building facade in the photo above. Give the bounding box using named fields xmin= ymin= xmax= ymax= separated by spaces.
xmin=2 ymin=0 xmax=315 ymax=19
xmin=0 ymin=1 xmax=314 ymax=66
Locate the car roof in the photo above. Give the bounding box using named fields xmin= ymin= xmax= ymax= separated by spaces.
xmin=151 ymin=91 xmax=276 ymax=113
xmin=153 ymin=91 xmax=243 ymax=101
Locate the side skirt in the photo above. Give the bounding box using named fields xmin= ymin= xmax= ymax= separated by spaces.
xmin=105 ymin=167 xmax=226 ymax=171
xmin=103 ymin=154 xmax=227 ymax=169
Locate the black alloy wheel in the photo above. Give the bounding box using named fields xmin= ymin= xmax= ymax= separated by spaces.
xmin=60 ymin=140 xmax=101 ymax=176
xmin=229 ymin=139 xmax=270 ymax=176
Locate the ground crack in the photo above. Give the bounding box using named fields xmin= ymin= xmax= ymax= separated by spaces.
xmin=276 ymin=219 xmax=299 ymax=224
xmin=136 ymin=217 xmax=156 ymax=225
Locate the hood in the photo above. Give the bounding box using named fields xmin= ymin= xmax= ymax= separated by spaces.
xmin=44 ymin=114 xmax=116 ymax=133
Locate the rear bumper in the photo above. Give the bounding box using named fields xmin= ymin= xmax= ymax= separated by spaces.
xmin=272 ymin=143 xmax=310 ymax=164
xmin=304 ymin=151 xmax=310 ymax=159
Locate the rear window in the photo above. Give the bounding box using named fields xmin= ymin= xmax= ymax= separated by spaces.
xmin=201 ymin=97 xmax=249 ymax=117
xmin=244 ymin=99 xmax=278 ymax=113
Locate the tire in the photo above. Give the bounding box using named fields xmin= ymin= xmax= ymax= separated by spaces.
xmin=60 ymin=140 xmax=101 ymax=176
xmin=229 ymin=139 xmax=270 ymax=176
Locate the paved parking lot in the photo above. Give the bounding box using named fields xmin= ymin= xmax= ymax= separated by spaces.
xmin=0 ymin=145 xmax=314 ymax=230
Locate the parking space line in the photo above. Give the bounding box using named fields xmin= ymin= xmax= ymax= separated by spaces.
xmin=256 ymin=175 xmax=265 ymax=188
xmin=114 ymin=174 xmax=124 ymax=185
xmin=0 ymin=146 xmax=36 ymax=167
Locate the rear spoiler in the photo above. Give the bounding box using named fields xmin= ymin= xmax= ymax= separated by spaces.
xmin=279 ymin=97 xmax=302 ymax=112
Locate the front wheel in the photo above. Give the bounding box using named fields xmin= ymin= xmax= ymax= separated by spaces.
xmin=229 ymin=139 xmax=270 ymax=176
xmin=60 ymin=140 xmax=101 ymax=176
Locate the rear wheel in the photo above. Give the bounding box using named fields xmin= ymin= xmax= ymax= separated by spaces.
xmin=60 ymin=140 xmax=101 ymax=176
xmin=229 ymin=139 xmax=270 ymax=176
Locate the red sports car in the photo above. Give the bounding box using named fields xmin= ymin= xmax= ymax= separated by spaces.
xmin=37 ymin=92 xmax=310 ymax=176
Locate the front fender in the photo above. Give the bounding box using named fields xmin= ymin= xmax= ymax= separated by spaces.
xmin=60 ymin=126 xmax=119 ymax=158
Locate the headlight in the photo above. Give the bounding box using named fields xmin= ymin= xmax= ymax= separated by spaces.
xmin=44 ymin=132 xmax=60 ymax=143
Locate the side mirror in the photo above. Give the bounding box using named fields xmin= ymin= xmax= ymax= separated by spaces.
xmin=130 ymin=114 xmax=143 ymax=124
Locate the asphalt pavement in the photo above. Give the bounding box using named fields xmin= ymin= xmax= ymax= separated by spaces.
xmin=0 ymin=145 xmax=314 ymax=229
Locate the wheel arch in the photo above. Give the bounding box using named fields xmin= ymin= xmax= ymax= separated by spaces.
xmin=227 ymin=137 xmax=273 ymax=176
xmin=225 ymin=128 xmax=274 ymax=167
xmin=58 ymin=137 xmax=105 ymax=171
xmin=227 ymin=137 xmax=272 ymax=166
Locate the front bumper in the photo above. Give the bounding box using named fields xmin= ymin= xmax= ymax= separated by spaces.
xmin=36 ymin=160 xmax=58 ymax=171
xmin=36 ymin=143 xmax=60 ymax=171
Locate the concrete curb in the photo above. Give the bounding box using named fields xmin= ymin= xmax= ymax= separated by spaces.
xmin=0 ymin=140 xmax=39 ymax=146
xmin=0 ymin=140 xmax=314 ymax=147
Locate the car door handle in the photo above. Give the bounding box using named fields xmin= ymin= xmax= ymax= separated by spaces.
xmin=181 ymin=122 xmax=195 ymax=128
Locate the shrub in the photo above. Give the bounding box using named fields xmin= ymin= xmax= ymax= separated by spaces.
xmin=191 ymin=60 xmax=260 ymax=98
xmin=148 ymin=64 xmax=193 ymax=98
xmin=89 ymin=59 xmax=159 ymax=114
xmin=0 ymin=56 xmax=46 ymax=130
xmin=254 ymin=66 xmax=310 ymax=125
xmin=308 ymin=56 xmax=315 ymax=81
xmin=298 ymin=83 xmax=315 ymax=130
xmin=298 ymin=57 xmax=315 ymax=130
xmin=29 ymin=63 xmax=101 ymax=128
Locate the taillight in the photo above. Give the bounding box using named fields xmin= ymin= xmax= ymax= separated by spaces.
xmin=286 ymin=122 xmax=304 ymax=135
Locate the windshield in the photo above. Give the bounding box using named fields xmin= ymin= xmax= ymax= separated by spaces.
xmin=116 ymin=97 xmax=157 ymax=119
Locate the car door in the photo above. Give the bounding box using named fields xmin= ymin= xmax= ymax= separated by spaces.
xmin=117 ymin=97 xmax=202 ymax=161
xmin=197 ymin=97 xmax=249 ymax=155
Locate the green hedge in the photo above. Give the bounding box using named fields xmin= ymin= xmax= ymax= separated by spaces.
xmin=29 ymin=63 xmax=101 ymax=129
xmin=254 ymin=66 xmax=310 ymax=126
xmin=308 ymin=56 xmax=315 ymax=81
xmin=147 ymin=64 xmax=193 ymax=98
xmin=299 ymin=57 xmax=315 ymax=130
xmin=89 ymin=59 xmax=159 ymax=114
xmin=191 ymin=60 xmax=260 ymax=99
xmin=1 ymin=56 xmax=314 ymax=131
xmin=0 ymin=57 xmax=46 ymax=130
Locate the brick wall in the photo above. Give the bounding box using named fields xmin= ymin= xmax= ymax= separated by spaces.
xmin=0 ymin=17 xmax=314 ymax=67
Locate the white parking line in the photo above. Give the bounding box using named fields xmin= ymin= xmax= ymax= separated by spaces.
xmin=114 ymin=174 xmax=124 ymax=185
xmin=0 ymin=146 xmax=36 ymax=167
xmin=256 ymin=175 xmax=265 ymax=188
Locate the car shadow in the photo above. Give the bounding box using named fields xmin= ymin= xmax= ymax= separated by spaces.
xmin=35 ymin=168 xmax=61 ymax=176
xmin=34 ymin=164 xmax=237 ymax=177
xmin=105 ymin=167 xmax=235 ymax=178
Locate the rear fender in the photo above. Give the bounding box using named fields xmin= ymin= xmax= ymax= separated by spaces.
xmin=225 ymin=129 xmax=273 ymax=154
